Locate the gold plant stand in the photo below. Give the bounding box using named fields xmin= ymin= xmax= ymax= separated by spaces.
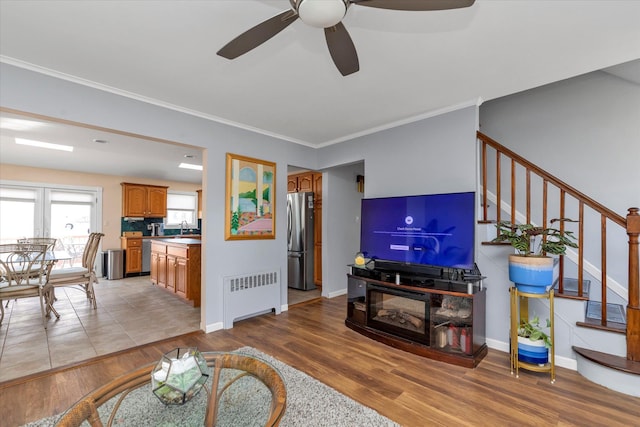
xmin=510 ymin=287 xmax=555 ymax=383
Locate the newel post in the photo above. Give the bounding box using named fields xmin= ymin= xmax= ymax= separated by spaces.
xmin=627 ymin=207 xmax=640 ymax=361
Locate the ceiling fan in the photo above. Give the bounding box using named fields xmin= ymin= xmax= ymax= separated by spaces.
xmin=217 ymin=0 xmax=476 ymax=76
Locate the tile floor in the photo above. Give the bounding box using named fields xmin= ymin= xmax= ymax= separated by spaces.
xmin=0 ymin=276 xmax=200 ymax=383
xmin=0 ymin=277 xmax=322 ymax=383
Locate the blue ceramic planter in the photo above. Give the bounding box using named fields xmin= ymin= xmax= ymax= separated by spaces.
xmin=517 ymin=336 xmax=549 ymax=364
xmin=508 ymin=255 xmax=554 ymax=294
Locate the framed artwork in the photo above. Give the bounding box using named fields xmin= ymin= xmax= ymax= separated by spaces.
xmin=225 ymin=153 xmax=276 ymax=240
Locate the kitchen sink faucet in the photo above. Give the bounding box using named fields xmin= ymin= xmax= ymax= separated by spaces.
xmin=180 ymin=220 xmax=188 ymax=235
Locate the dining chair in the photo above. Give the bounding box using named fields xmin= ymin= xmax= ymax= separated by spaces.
xmin=0 ymin=243 xmax=54 ymax=329
xmin=47 ymin=233 xmax=105 ymax=309
xmin=17 ymin=237 xmax=57 ymax=252
xmin=4 ymin=238 xmax=57 ymax=308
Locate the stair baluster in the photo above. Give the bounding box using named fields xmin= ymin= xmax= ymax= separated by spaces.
xmin=477 ymin=131 xmax=639 ymax=364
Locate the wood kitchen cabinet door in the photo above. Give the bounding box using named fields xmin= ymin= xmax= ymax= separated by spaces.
xmin=147 ymin=186 xmax=167 ymax=217
xmin=157 ymin=253 xmax=167 ymax=288
xmin=126 ymin=246 xmax=142 ymax=274
xmin=121 ymin=183 xmax=167 ymax=217
xmin=175 ymin=257 xmax=188 ymax=298
xmin=287 ymin=172 xmax=315 ymax=193
xmin=297 ymin=174 xmax=313 ymax=192
xmin=166 ymin=254 xmax=177 ymax=292
xmin=287 ymin=177 xmax=298 ymax=193
xmin=150 ymin=251 xmax=159 ymax=284
xmin=122 ymin=184 xmax=147 ymax=217
xmin=313 ymin=173 xmax=322 ymax=285
xmin=313 ymin=173 xmax=322 ymax=201
xmin=121 ymin=237 xmax=142 ymax=275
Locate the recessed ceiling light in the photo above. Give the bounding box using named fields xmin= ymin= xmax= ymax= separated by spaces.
xmin=0 ymin=118 xmax=46 ymax=131
xmin=179 ymin=162 xmax=203 ymax=171
xmin=15 ymin=137 xmax=73 ymax=152
xmin=93 ymin=139 xmax=109 ymax=144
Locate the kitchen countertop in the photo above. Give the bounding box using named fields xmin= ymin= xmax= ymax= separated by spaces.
xmin=155 ymin=237 xmax=202 ymax=245
xmin=123 ymin=234 xmax=201 ymax=239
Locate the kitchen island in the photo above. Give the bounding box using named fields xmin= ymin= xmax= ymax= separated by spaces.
xmin=150 ymin=238 xmax=201 ymax=306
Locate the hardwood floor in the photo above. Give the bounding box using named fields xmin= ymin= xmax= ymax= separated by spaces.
xmin=2 ymin=295 xmax=639 ymax=426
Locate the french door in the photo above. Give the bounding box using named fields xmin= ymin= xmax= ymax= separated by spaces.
xmin=0 ymin=181 xmax=102 ymax=267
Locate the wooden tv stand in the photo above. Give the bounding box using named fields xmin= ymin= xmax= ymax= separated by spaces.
xmin=346 ymin=265 xmax=487 ymax=368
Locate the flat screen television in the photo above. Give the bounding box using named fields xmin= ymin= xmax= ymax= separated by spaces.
xmin=360 ymin=192 xmax=476 ymax=270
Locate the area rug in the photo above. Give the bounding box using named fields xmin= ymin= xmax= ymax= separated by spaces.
xmin=21 ymin=346 xmax=399 ymax=427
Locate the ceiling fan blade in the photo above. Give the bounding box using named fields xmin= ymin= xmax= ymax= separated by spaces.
xmin=217 ymin=10 xmax=299 ymax=59
xmin=351 ymin=0 xmax=475 ymax=11
xmin=324 ymin=23 xmax=359 ymax=76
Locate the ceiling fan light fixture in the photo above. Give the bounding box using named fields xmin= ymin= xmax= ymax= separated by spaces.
xmin=297 ymin=0 xmax=347 ymax=28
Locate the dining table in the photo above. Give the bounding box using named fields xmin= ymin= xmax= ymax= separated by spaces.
xmin=0 ymin=244 xmax=67 ymax=328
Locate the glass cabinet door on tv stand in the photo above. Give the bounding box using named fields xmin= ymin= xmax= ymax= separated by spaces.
xmin=431 ymin=293 xmax=476 ymax=356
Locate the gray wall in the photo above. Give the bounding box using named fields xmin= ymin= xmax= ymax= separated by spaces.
xmin=480 ymin=70 xmax=640 ymax=213
xmin=317 ymin=107 xmax=479 ymax=301
xmin=318 ymin=107 xmax=478 ymax=198
xmin=16 ymin=60 xmax=630 ymax=363
xmin=321 ymin=162 xmax=364 ymax=297
xmin=0 ymin=63 xmax=321 ymax=331
xmin=478 ymin=69 xmax=640 ymax=358
xmin=2 ymin=64 xmax=479 ymax=334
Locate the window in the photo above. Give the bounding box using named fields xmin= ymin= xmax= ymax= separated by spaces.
xmin=164 ymin=191 xmax=198 ymax=229
xmin=0 ymin=186 xmax=38 ymax=243
xmin=0 ymin=182 xmax=101 ymax=268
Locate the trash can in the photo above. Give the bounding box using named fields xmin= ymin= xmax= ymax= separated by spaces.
xmin=103 ymin=249 xmax=124 ymax=280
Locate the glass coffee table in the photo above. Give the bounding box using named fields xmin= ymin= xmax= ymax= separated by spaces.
xmin=55 ymin=351 xmax=286 ymax=427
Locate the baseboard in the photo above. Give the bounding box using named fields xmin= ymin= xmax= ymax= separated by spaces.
xmin=486 ymin=338 xmax=577 ymax=371
xmin=205 ymin=321 xmax=224 ymax=333
xmin=327 ymin=288 xmax=347 ymax=298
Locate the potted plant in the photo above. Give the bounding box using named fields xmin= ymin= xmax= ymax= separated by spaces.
xmin=493 ymin=218 xmax=578 ymax=293
xmin=517 ymin=316 xmax=551 ymax=364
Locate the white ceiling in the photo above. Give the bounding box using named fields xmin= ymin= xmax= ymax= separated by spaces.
xmin=1 ymin=0 xmax=639 ymax=183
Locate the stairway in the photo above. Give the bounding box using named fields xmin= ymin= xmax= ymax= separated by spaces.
xmin=477 ymin=131 xmax=640 ymax=396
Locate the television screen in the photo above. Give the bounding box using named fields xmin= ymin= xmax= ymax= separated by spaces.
xmin=360 ymin=192 xmax=475 ymax=269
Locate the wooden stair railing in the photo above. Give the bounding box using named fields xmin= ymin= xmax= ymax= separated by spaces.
xmin=477 ymin=131 xmax=640 ymax=362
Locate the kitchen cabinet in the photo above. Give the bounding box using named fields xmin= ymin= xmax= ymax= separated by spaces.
xmin=166 ymin=254 xmax=177 ymax=292
xmin=150 ymin=251 xmax=159 ymax=283
xmin=121 ymin=237 xmax=142 ymax=275
xmin=150 ymin=239 xmax=201 ymax=306
xmin=287 ymin=172 xmax=315 ymax=193
xmin=197 ymin=189 xmax=202 ymax=219
xmin=121 ymin=182 xmax=168 ymax=218
xmin=288 ymin=171 xmax=323 ymax=286
xmin=313 ymin=173 xmax=322 ymax=286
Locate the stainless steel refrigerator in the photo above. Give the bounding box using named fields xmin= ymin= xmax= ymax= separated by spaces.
xmin=287 ymin=192 xmax=316 ymax=290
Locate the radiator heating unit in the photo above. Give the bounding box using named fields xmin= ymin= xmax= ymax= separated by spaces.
xmin=223 ymin=269 xmax=281 ymax=329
